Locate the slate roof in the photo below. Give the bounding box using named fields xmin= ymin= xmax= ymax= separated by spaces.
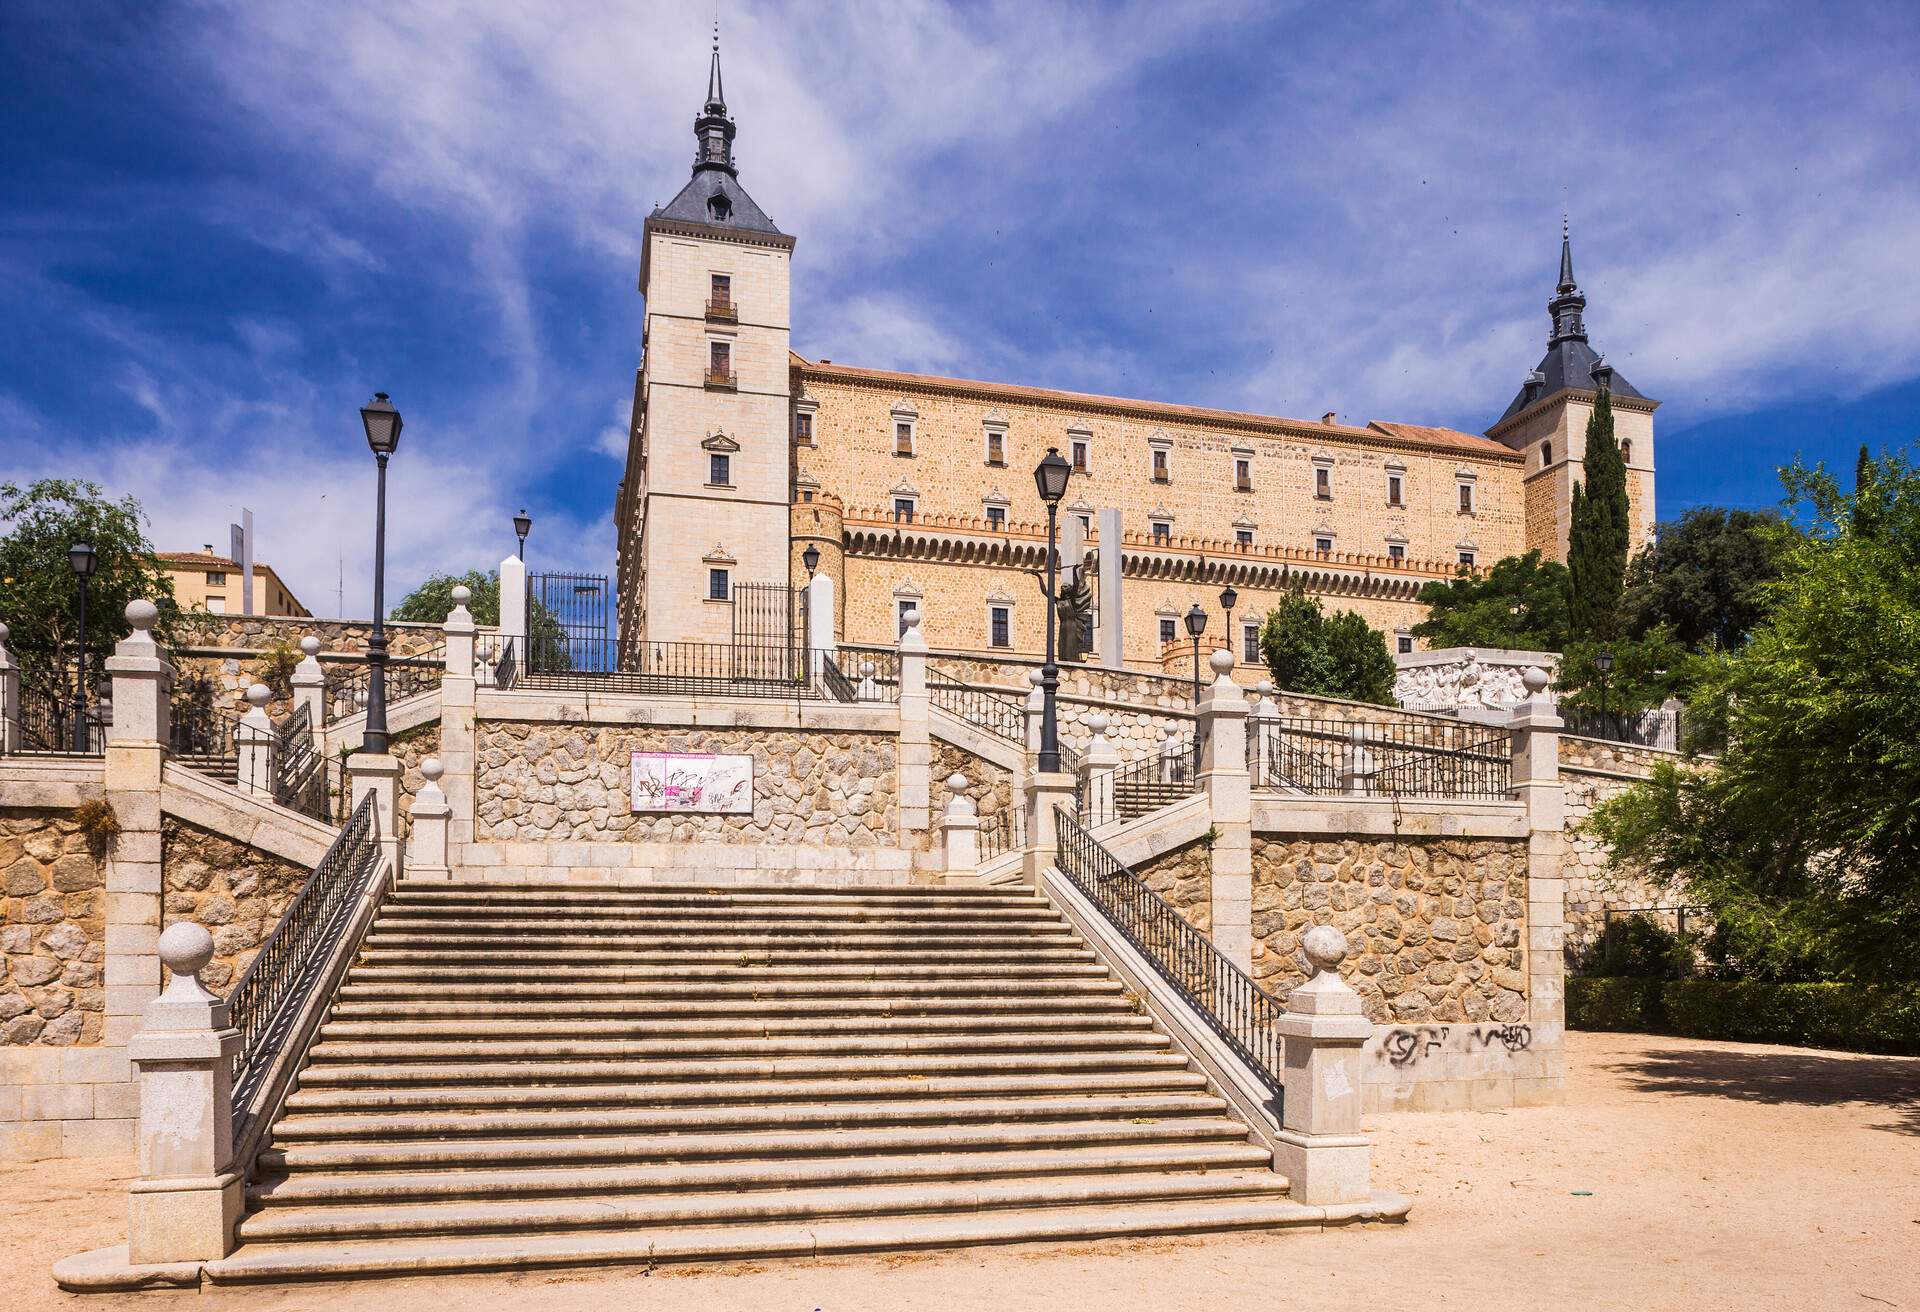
xmin=1495 ymin=229 xmax=1646 ymax=425
xmin=650 ymin=168 xmax=784 ymax=238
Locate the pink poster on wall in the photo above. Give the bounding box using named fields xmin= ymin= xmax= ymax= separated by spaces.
xmin=629 ymin=752 xmax=753 ymax=814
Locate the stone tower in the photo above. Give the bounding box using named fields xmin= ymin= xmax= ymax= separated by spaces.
xmin=1486 ymin=223 xmax=1659 ymax=562
xmin=616 ymin=35 xmax=795 ymax=648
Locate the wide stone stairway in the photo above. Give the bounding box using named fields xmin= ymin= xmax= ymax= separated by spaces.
xmin=211 ymin=879 xmax=1304 ymax=1281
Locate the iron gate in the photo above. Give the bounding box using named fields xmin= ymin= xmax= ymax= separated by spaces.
xmin=730 ymin=581 xmax=806 ymax=682
xmin=527 ymin=570 xmax=612 ymax=672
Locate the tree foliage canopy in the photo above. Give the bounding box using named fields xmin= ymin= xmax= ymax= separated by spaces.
xmin=1621 ymin=507 xmax=1790 ymax=650
xmin=1567 ymin=390 xmax=1630 ymax=640
xmin=1411 ymin=549 xmax=1571 ymax=652
xmin=390 ymin=569 xmax=571 ymax=669
xmin=1256 ymin=593 xmax=1396 ymax=705
xmin=0 ymin=480 xmax=177 ymax=706
xmin=1586 ymin=448 xmax=1920 ymax=981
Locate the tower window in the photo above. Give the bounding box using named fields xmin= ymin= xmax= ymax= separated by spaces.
xmin=1071 ymin=439 xmax=1089 ymax=472
xmin=1540 ymin=441 xmax=1553 ymax=465
xmin=707 ymin=568 xmax=730 ymax=601
xmin=893 ymin=497 xmax=916 ymax=523
xmin=989 ymin=605 xmax=1011 ymax=649
xmin=794 ymin=411 xmax=814 ymax=445
xmin=1620 ymin=439 xmax=1632 ymax=462
xmin=1078 ymin=513 xmax=1093 ymax=536
xmin=985 ymin=504 xmax=1006 ymax=529
xmin=1458 ymin=482 xmax=1475 ymax=515
xmin=1159 ymin=617 xmax=1177 ymax=645
xmin=1315 ymin=467 xmax=1332 ymax=500
xmin=1151 ymin=448 xmax=1170 ymax=483
xmin=894 ymin=421 xmax=915 ymax=456
xmin=985 ymin=429 xmax=1006 ymax=466
xmin=1234 ymin=457 xmax=1252 ymax=492
xmin=708 ymin=453 xmax=732 ymax=486
xmin=1387 ymin=473 xmax=1404 ymax=507
xmin=1397 ymin=633 xmax=1414 ymax=655
xmin=1151 ymin=519 xmax=1172 ymax=544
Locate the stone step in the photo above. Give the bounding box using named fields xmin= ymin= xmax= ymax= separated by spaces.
xmin=328 ymin=993 xmax=1139 ymax=1020
xmin=282 ymin=1069 xmax=1212 ymax=1114
xmin=342 ymin=960 xmax=1113 ymax=983
xmin=381 ymin=900 xmax=1056 ymax=921
xmin=236 ymin=1168 xmax=1289 ymax=1244
xmin=269 ymin=1093 xmax=1231 ymax=1144
xmin=356 ymin=942 xmax=1099 ymax=962
xmin=293 ymin=1049 xmax=1198 ymax=1088
xmin=247 ymin=1140 xmax=1273 ymax=1208
xmin=256 ymin=1116 xmax=1257 ymax=1173
xmin=392 ymin=882 xmax=1039 ymax=903
xmin=315 ymin=1011 xmax=1160 ymax=1042
xmin=360 ymin=929 xmax=1084 ymax=951
xmin=305 ymin=1029 xmax=1173 ymax=1063
xmin=204 ymin=1196 xmax=1341 ymax=1283
xmin=334 ymin=975 xmax=1125 ymax=1002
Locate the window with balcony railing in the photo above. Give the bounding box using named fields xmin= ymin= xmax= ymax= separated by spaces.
xmin=1151 ymin=449 xmax=1170 ymax=483
xmin=706 ymin=273 xmax=736 ymax=320
xmin=1234 ymin=458 xmax=1252 ymax=492
xmin=705 ymin=341 xmax=734 ymax=388
xmin=1071 ymin=439 xmax=1089 ymax=472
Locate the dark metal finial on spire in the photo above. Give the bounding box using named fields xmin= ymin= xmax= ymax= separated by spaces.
xmin=706 ymin=21 xmax=725 ymax=109
xmin=1557 ymin=215 xmax=1577 ymax=294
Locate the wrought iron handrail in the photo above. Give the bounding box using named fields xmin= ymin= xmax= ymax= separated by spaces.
xmin=1078 ymin=736 xmax=1200 ymax=828
xmin=1054 ymin=805 xmax=1284 ymax=1094
xmin=477 ymin=634 xmax=518 ymax=689
xmin=978 ymin=804 xmax=1024 ymax=862
xmin=227 ymin=791 xmax=386 ymax=1139
xmin=820 ymin=652 xmax=858 ymax=702
xmin=929 ymin=667 xmax=1026 ymax=745
xmin=4 ymin=688 xmax=106 ymax=757
xmin=168 ymin=699 xmax=242 ymax=762
xmin=1247 ymin=717 xmax=1514 ymax=799
xmin=323 ymin=652 xmax=445 ymax=723
xmin=1560 ymin=706 xmax=1685 ymax=750
xmin=271 ymin=701 xmax=337 ymax=823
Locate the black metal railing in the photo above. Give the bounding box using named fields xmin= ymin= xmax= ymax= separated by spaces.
xmin=1078 ymin=737 xmax=1201 ymax=828
xmin=1560 ymin=706 xmax=1685 ymax=751
xmin=1055 ymin=806 xmax=1284 ymax=1095
xmin=978 ymin=804 xmax=1024 ymax=862
xmin=323 ymin=653 xmax=445 ymax=723
xmin=929 ymin=668 xmax=1026 ymax=745
xmin=3 ymin=689 xmax=106 ymax=756
xmin=1247 ymin=717 xmax=1514 ymax=799
xmin=820 ymin=651 xmax=900 ymax=704
xmin=476 ymin=634 xmax=518 ymax=689
xmin=226 ymin=791 xmax=386 ymax=1139
xmin=270 ymin=701 xmax=337 ymax=823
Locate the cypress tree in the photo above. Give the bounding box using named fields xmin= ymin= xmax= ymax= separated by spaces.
xmin=1854 ymin=443 xmax=1880 ymax=539
xmin=1567 ymin=389 xmax=1629 ymax=640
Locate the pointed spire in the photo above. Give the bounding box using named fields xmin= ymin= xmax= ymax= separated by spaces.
xmin=1557 ymin=214 xmax=1576 ymax=293
xmin=705 ymin=21 xmax=725 ymax=111
xmin=691 ymin=22 xmax=737 ymax=178
xmin=1547 ymin=215 xmax=1587 ymax=344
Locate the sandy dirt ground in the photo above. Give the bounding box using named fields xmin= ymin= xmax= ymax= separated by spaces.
xmin=9 ymin=1030 xmax=1918 ymax=1312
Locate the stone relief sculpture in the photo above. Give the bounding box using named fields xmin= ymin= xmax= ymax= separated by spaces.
xmin=1393 ymin=649 xmax=1541 ymax=712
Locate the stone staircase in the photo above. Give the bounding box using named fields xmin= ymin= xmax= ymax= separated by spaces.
xmin=210 ymin=879 xmax=1310 ymax=1282
xmin=1113 ymin=777 xmax=1195 ymax=822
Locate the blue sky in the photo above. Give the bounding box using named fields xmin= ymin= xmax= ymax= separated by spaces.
xmin=4 ymin=0 xmax=1918 ymax=616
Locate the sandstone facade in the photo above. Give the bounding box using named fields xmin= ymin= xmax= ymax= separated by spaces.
xmin=0 ymin=810 xmax=105 ymax=1047
xmin=475 ymin=722 xmax=897 ymax=846
xmin=1135 ymin=838 xmax=1212 ymax=936
xmin=160 ymin=819 xmax=308 ymax=994
xmin=1249 ymin=835 xmax=1530 ymax=1025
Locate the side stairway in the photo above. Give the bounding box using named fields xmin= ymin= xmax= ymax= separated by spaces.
xmin=207 ymin=880 xmax=1326 ymax=1282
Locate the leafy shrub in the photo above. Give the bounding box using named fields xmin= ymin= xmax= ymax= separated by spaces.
xmin=1567 ymin=978 xmax=1920 ymax=1055
xmin=1567 ymin=978 xmax=1667 ymax=1031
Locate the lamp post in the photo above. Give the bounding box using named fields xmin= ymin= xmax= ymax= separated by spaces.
xmin=1032 ymin=447 xmax=1072 ymax=775
xmin=68 ymin=542 xmax=98 ymax=752
xmin=1184 ymin=603 xmax=1209 ymax=775
xmin=1596 ymin=647 xmax=1615 ymax=726
xmin=359 ymin=392 xmax=403 ymax=756
xmin=802 ymin=543 xmax=820 ymax=578
xmin=1218 ymin=584 xmax=1238 ymax=666
xmin=513 ymin=508 xmax=532 ymax=561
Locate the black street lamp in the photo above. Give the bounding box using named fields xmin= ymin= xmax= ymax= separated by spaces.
xmin=802 ymin=543 xmax=821 ymax=578
xmin=514 ymin=508 xmax=532 ymax=561
xmin=1595 ymin=647 xmax=1615 ymax=725
xmin=1218 ymin=584 xmax=1238 ymax=664
xmin=359 ymin=392 xmax=403 ymax=756
xmin=1184 ymin=603 xmax=1209 ymax=775
xmin=68 ymin=542 xmax=98 ymax=753
xmin=1032 ymin=447 xmax=1073 ymax=775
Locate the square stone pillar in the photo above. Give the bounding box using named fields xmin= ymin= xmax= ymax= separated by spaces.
xmin=0 ymin=622 xmax=19 ymax=753
xmin=938 ymin=774 xmax=979 ymax=876
xmin=439 ymin=587 xmax=479 ymax=851
xmin=805 ymin=573 xmax=836 ymax=683
xmin=1022 ymin=771 xmax=1077 ymax=884
xmin=497 ymin=554 xmax=527 ymax=659
xmin=349 ymin=750 xmax=402 ymax=879
xmin=896 ymin=609 xmax=931 ymax=838
xmin=234 ymin=684 xmax=275 ymax=797
xmin=405 ymin=759 xmax=452 ymax=881
xmin=1510 ymin=667 xmax=1568 ymax=1100
xmin=1079 ymin=713 xmax=1120 ymax=826
xmin=289 ymin=637 xmax=328 ymax=762
xmin=102 ymin=600 xmax=173 ymax=1046
xmin=126 ymin=922 xmax=242 ymax=1264
xmin=1197 ymin=650 xmax=1252 ymax=973
xmin=1273 ymin=926 xmax=1375 ymax=1206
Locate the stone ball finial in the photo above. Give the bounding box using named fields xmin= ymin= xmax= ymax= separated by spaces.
xmin=451 ymin=584 xmax=472 ymax=605
xmin=1028 ymin=669 xmax=1045 ymax=688
xmin=1087 ymin=712 xmax=1110 ymax=737
xmin=125 ymin=599 xmax=159 ymax=631
xmin=158 ymin=922 xmax=215 ymax=980
xmin=421 ymin=758 xmax=444 ymax=783
xmin=1302 ymin=925 xmax=1349 ymax=976
xmin=860 ymin=662 xmax=876 ymax=677
xmin=1258 ymin=680 xmax=1275 ymax=696
xmin=300 ymin=635 xmax=322 ymax=657
xmin=0 ymin=622 xmax=9 ymax=644
xmin=1209 ymin=648 xmax=1235 ymax=677
xmin=901 ymin=608 xmax=921 ymax=631
xmin=944 ymin=771 xmax=968 ymax=794
xmin=1522 ymin=666 xmax=1551 ymax=695
xmin=1161 ymin=723 xmax=1175 ymax=739
xmin=245 ymin=682 xmax=272 ymax=708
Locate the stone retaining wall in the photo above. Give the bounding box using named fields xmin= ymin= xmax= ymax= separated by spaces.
xmin=1558 ymin=734 xmax=1687 ymax=775
xmin=159 ymin=819 xmax=309 ymax=994
xmin=1135 ymin=838 xmax=1212 ymax=936
xmin=1249 ymin=835 xmax=1529 ymax=1026
xmin=1563 ymin=766 xmax=1673 ymax=957
xmin=475 ymin=722 xmax=898 ymax=846
xmin=932 ymin=741 xmax=1012 ymax=829
xmin=0 ymin=809 xmax=105 ymax=1047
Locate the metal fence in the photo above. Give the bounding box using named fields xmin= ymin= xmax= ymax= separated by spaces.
xmin=322 ymin=653 xmax=445 ymax=723
xmin=821 ymin=650 xmax=901 ymax=704
xmin=1054 ymin=806 xmax=1284 ymax=1095
xmin=929 ymin=668 xmax=1026 ymax=746
xmin=1248 ymin=717 xmax=1514 ymax=799
xmin=1078 ymin=737 xmax=1201 ymax=828
xmin=978 ymin=804 xmax=1025 ymax=863
xmin=1560 ymin=706 xmax=1685 ymax=751
xmin=227 ymin=791 xmax=387 ymax=1140
xmin=3 ymin=688 xmax=106 ymax=756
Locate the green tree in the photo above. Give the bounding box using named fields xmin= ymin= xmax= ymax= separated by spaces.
xmin=1585 ymin=448 xmax=1920 ymax=981
xmin=0 ymin=480 xmax=177 ymax=732
xmin=390 ymin=569 xmax=570 ymax=669
xmin=1411 ymin=550 xmax=1571 ymax=651
xmin=1556 ymin=626 xmax=1693 ymax=715
xmin=1256 ymin=592 xmax=1395 ymax=704
xmin=1621 ymin=507 xmax=1790 ymax=651
xmin=1567 ymin=389 xmax=1630 ymax=639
